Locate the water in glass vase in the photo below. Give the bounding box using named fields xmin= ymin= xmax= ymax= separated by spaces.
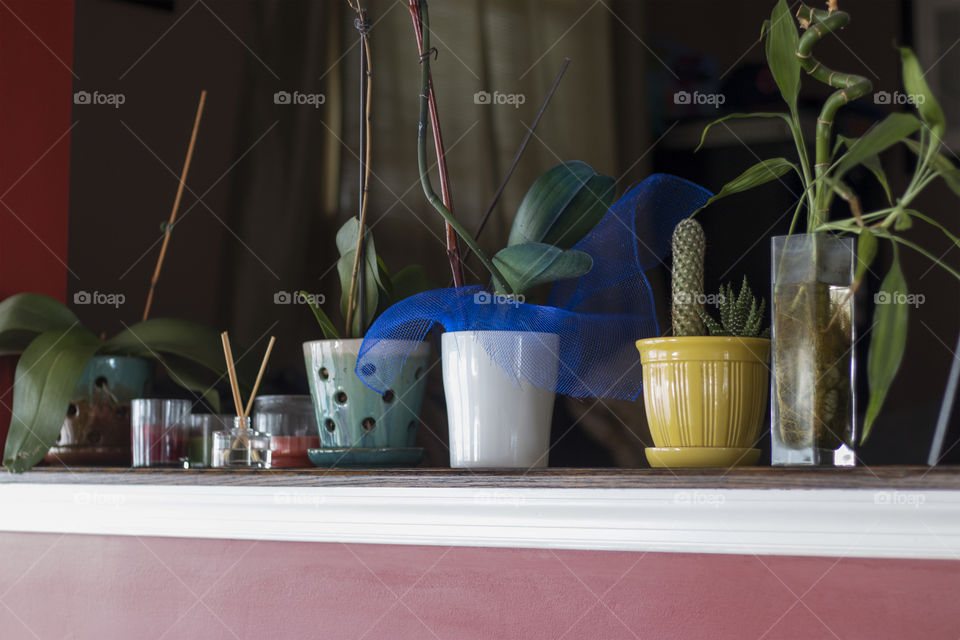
xmin=770 ymin=234 xmax=856 ymax=466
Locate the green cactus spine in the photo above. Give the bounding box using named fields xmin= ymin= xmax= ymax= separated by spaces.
xmin=671 ymin=218 xmax=706 ymax=336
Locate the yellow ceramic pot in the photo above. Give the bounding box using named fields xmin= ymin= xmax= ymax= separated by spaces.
xmin=636 ymin=337 xmax=770 ymax=466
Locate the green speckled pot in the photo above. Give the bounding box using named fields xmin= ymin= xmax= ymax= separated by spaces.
xmin=45 ymin=355 xmax=154 ymax=466
xmin=303 ymin=339 xmax=430 ymax=448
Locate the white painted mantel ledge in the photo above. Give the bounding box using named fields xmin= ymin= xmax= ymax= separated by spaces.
xmin=1 ymin=481 xmax=959 ymax=560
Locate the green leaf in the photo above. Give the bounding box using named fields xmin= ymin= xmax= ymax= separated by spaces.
xmin=835 ymin=113 xmax=921 ymax=179
xmin=100 ymin=319 xmax=256 ymax=391
xmin=302 ymin=289 xmax=340 ymax=340
xmin=906 ymin=209 xmax=960 ymax=249
xmin=338 ymin=249 xmax=378 ymax=338
xmin=696 ymin=112 xmax=791 ymax=152
xmin=3 ymin=327 xmax=100 ymax=472
xmin=836 ymin=135 xmax=893 ymax=205
xmin=766 ymin=0 xmax=800 ymax=112
xmin=855 ymin=229 xmax=878 ymax=284
xmin=153 ymin=352 xmax=221 ymax=413
xmin=899 ymin=47 xmax=946 ymax=140
xmin=863 ymin=251 xmax=910 ymax=442
xmin=541 ymin=174 xmax=616 ymax=249
xmin=508 ymin=161 xmax=614 ymax=249
xmin=388 ymin=265 xmax=428 ymax=304
xmin=0 ymin=293 xmax=81 ymax=355
xmin=335 ymin=218 xmax=380 ymax=336
xmin=492 ymin=243 xmax=593 ymax=297
xmin=697 ymin=158 xmax=798 ymax=212
xmin=903 ymin=138 xmax=960 ymax=197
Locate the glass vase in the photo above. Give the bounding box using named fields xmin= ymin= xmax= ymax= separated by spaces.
xmin=770 ymin=233 xmax=856 ymax=466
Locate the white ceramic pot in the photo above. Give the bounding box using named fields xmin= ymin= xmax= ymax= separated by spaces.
xmin=441 ymin=331 xmax=559 ymax=468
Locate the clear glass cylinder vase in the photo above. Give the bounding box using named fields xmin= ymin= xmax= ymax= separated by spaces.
xmin=770 ymin=234 xmax=856 ymax=466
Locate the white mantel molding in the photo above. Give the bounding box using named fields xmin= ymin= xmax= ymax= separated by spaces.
xmin=1 ymin=483 xmax=959 ymax=559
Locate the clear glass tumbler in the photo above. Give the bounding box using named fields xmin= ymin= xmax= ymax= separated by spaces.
xmin=253 ymin=395 xmax=318 ymax=468
xmin=131 ymin=399 xmax=192 ymax=467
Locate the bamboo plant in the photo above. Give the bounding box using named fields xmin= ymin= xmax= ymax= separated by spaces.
xmin=695 ymin=0 xmax=960 ymax=442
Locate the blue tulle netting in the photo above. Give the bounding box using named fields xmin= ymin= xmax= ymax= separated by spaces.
xmin=356 ymin=173 xmax=712 ymax=400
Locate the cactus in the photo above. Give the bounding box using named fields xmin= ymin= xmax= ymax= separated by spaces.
xmin=699 ymin=276 xmax=770 ymax=338
xmin=671 ymin=218 xmax=706 ymax=336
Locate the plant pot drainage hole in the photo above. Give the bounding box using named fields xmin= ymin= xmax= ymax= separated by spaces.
xmin=334 ymin=391 xmax=348 ymax=405
xmin=324 ymin=419 xmax=336 ymax=432
xmin=362 ymin=418 xmax=376 ymax=433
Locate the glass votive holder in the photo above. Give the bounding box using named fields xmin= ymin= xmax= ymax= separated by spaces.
xmin=187 ymin=414 xmax=231 ymax=468
xmin=211 ymin=416 xmax=271 ymax=468
xmin=253 ymin=395 xmax=319 ymax=468
xmin=131 ymin=399 xmax=192 ymax=467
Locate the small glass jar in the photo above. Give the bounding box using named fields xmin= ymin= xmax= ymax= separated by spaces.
xmin=131 ymin=399 xmax=192 ymax=467
xmin=187 ymin=414 xmax=231 ymax=468
xmin=211 ymin=416 xmax=271 ymax=468
xmin=253 ymin=395 xmax=319 ymax=468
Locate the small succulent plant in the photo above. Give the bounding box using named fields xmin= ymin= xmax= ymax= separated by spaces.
xmin=699 ymin=277 xmax=770 ymax=339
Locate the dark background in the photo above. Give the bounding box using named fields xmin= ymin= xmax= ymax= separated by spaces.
xmin=66 ymin=0 xmax=960 ymax=466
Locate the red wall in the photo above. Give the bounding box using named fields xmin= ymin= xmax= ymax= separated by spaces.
xmin=0 ymin=533 xmax=958 ymax=639
xmin=0 ymin=0 xmax=75 ymax=445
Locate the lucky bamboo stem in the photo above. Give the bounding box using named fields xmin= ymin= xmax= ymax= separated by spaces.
xmin=795 ymin=4 xmax=872 ymax=229
xmin=143 ymin=90 xmax=207 ymax=321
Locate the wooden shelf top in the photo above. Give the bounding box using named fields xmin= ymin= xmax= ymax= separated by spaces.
xmin=3 ymin=465 xmax=959 ymax=489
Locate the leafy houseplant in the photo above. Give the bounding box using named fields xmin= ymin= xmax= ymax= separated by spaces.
xmin=301 ymin=217 xmax=432 ymax=454
xmin=404 ymin=0 xmax=616 ymax=468
xmin=0 ymin=293 xmax=245 ymax=472
xmin=695 ymin=0 xmax=960 ymax=463
xmin=637 ymin=218 xmax=771 ymax=468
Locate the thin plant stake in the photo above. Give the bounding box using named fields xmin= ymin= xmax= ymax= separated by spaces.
xmin=220 ymin=331 xmax=244 ymax=418
xmin=243 ymin=336 xmax=276 ymax=418
xmin=143 ymin=90 xmax=207 ymax=321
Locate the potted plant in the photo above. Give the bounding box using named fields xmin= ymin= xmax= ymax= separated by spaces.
xmin=0 ymin=293 xmax=245 ymax=472
xmin=637 ymin=219 xmax=771 ymax=468
xmin=695 ymin=1 xmax=960 ymax=464
xmin=301 ymin=218 xmax=430 ymax=465
xmin=439 ymin=160 xmax=614 ymax=468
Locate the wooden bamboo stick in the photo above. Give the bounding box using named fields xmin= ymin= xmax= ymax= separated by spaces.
xmin=142 ymin=90 xmax=207 ymax=321
xmin=220 ymin=331 xmax=244 ymax=418
xmin=243 ymin=336 xmax=276 ymax=418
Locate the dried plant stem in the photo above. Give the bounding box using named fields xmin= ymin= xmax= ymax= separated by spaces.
xmin=471 ymin=58 xmax=570 ymax=249
xmin=242 ymin=335 xmax=276 ymax=418
xmin=345 ymin=5 xmax=373 ymax=334
xmin=143 ymin=90 xmax=206 ymax=322
xmin=408 ymin=0 xmax=465 ymax=287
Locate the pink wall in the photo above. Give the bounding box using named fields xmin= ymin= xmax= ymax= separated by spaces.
xmin=0 ymin=533 xmax=958 ymax=639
